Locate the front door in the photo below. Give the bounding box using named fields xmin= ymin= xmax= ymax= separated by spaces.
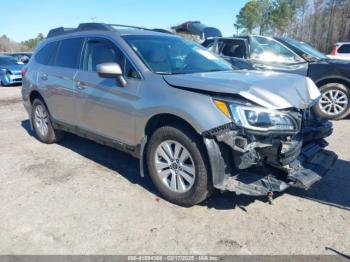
xmin=74 ymin=37 xmax=142 ymax=145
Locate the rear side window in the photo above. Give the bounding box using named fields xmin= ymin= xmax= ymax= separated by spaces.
xmin=55 ymin=38 xmax=84 ymax=69
xmin=221 ymin=41 xmax=247 ymax=58
xmin=35 ymin=41 xmax=58 ymax=65
xmin=338 ymin=44 xmax=350 ymax=54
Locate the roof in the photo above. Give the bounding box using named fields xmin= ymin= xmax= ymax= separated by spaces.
xmin=47 ymin=23 xmax=174 ymax=38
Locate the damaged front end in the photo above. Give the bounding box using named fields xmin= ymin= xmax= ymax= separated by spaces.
xmin=203 ymin=100 xmax=337 ymax=200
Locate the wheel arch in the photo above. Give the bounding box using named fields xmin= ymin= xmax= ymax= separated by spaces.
xmin=144 ymin=113 xmax=201 ymax=139
xmin=315 ymin=77 xmax=350 ymax=89
xmin=140 ymin=113 xmax=209 ymax=179
xmin=29 ymin=90 xmax=46 ymax=105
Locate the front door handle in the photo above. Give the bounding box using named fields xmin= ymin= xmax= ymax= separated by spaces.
xmin=41 ymin=74 xmax=48 ymax=81
xmin=75 ymin=81 xmax=86 ymax=90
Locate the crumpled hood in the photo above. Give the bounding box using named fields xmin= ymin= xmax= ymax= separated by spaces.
xmin=163 ymin=70 xmax=320 ymax=110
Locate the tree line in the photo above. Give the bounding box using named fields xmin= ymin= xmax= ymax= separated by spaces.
xmin=235 ymin=0 xmax=350 ymax=53
xmin=0 ymin=33 xmax=44 ymax=53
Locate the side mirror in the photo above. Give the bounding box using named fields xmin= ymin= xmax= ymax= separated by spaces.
xmin=96 ymin=62 xmax=127 ymax=87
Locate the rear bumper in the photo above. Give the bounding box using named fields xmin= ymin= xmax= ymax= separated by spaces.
xmin=204 ymin=117 xmax=337 ymax=196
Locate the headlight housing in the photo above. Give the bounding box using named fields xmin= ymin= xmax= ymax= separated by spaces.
xmin=213 ymin=99 xmax=298 ymax=132
xmin=230 ymin=104 xmax=297 ymax=132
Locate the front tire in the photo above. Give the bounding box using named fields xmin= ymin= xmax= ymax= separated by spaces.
xmin=31 ymin=98 xmax=64 ymax=144
xmin=313 ymin=83 xmax=350 ymax=120
xmin=146 ymin=125 xmax=213 ymax=207
xmin=0 ymin=80 xmax=7 ymax=87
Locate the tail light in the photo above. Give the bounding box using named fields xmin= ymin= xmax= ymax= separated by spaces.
xmin=330 ymin=46 xmax=338 ymax=56
xmin=21 ymin=68 xmax=27 ymax=78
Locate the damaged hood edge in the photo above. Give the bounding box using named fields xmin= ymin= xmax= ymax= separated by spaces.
xmin=164 ymin=71 xmax=321 ymax=110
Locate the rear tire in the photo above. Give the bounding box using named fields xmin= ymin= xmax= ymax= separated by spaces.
xmin=31 ymin=98 xmax=64 ymax=144
xmin=313 ymin=83 xmax=350 ymax=120
xmin=146 ymin=125 xmax=213 ymax=207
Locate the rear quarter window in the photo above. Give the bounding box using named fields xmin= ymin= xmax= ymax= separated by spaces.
xmin=55 ymin=38 xmax=84 ymax=69
xmin=338 ymin=44 xmax=350 ymax=54
xmin=35 ymin=41 xmax=58 ymax=65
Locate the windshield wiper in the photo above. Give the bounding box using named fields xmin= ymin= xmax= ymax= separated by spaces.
xmin=158 ymin=69 xmax=231 ymax=75
xmin=157 ymin=72 xmax=173 ymax=75
xmin=203 ymin=69 xmax=231 ymax=73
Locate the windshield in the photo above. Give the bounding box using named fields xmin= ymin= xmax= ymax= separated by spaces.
xmin=250 ymin=36 xmax=304 ymax=64
xmin=0 ymin=57 xmax=18 ymax=66
xmin=281 ymin=38 xmax=328 ymax=60
xmin=123 ymin=35 xmax=232 ymax=74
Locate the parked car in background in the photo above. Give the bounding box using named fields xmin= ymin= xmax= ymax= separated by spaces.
xmin=202 ymin=35 xmax=350 ymax=120
xmin=7 ymin=52 xmax=32 ymax=64
xmin=328 ymin=42 xmax=350 ymax=60
xmin=22 ymin=23 xmax=337 ymax=206
xmin=0 ymin=55 xmax=23 ymax=86
xmin=171 ymin=21 xmax=222 ymax=41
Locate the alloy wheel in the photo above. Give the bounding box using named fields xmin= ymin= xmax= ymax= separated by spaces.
xmin=319 ymin=89 xmax=348 ymax=116
xmin=154 ymin=140 xmax=196 ymax=193
xmin=34 ymin=104 xmax=49 ymax=137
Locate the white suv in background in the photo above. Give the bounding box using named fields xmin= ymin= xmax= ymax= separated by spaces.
xmin=329 ymin=42 xmax=350 ymax=60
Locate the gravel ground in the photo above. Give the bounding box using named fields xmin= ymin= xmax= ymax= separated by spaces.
xmin=0 ymin=86 xmax=349 ymax=255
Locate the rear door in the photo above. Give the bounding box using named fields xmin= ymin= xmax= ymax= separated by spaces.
xmin=74 ymin=37 xmax=142 ymax=145
xmin=37 ymin=37 xmax=84 ymax=125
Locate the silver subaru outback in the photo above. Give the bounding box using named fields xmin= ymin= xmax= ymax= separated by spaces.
xmin=22 ymin=23 xmax=337 ymax=206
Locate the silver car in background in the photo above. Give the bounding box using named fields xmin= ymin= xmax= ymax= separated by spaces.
xmin=21 ymin=23 xmax=337 ymax=206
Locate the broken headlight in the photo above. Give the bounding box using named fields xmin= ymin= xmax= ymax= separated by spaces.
xmin=229 ymin=104 xmax=297 ymax=132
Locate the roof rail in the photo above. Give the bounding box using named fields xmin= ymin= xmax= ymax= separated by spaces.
xmin=47 ymin=23 xmax=116 ymax=38
xmin=110 ymin=24 xmax=173 ymax=34
xmin=47 ymin=22 xmax=173 ymax=38
xmin=47 ymin=27 xmax=76 ymax=38
xmin=78 ymin=23 xmax=115 ymax=31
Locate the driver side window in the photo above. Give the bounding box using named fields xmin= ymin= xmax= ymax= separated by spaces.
xmin=83 ymin=40 xmax=123 ymax=72
xmin=83 ymin=39 xmax=140 ymax=79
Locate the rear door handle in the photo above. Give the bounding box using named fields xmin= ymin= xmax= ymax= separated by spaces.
xmin=41 ymin=74 xmax=48 ymax=80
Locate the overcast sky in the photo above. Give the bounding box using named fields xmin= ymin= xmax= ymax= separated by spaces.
xmin=0 ymin=0 xmax=247 ymax=42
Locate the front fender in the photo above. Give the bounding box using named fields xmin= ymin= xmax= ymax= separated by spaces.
xmin=135 ymin=86 xmax=232 ymax=143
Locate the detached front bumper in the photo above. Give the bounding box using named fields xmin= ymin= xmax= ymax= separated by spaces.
xmin=203 ymin=118 xmax=338 ymax=197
